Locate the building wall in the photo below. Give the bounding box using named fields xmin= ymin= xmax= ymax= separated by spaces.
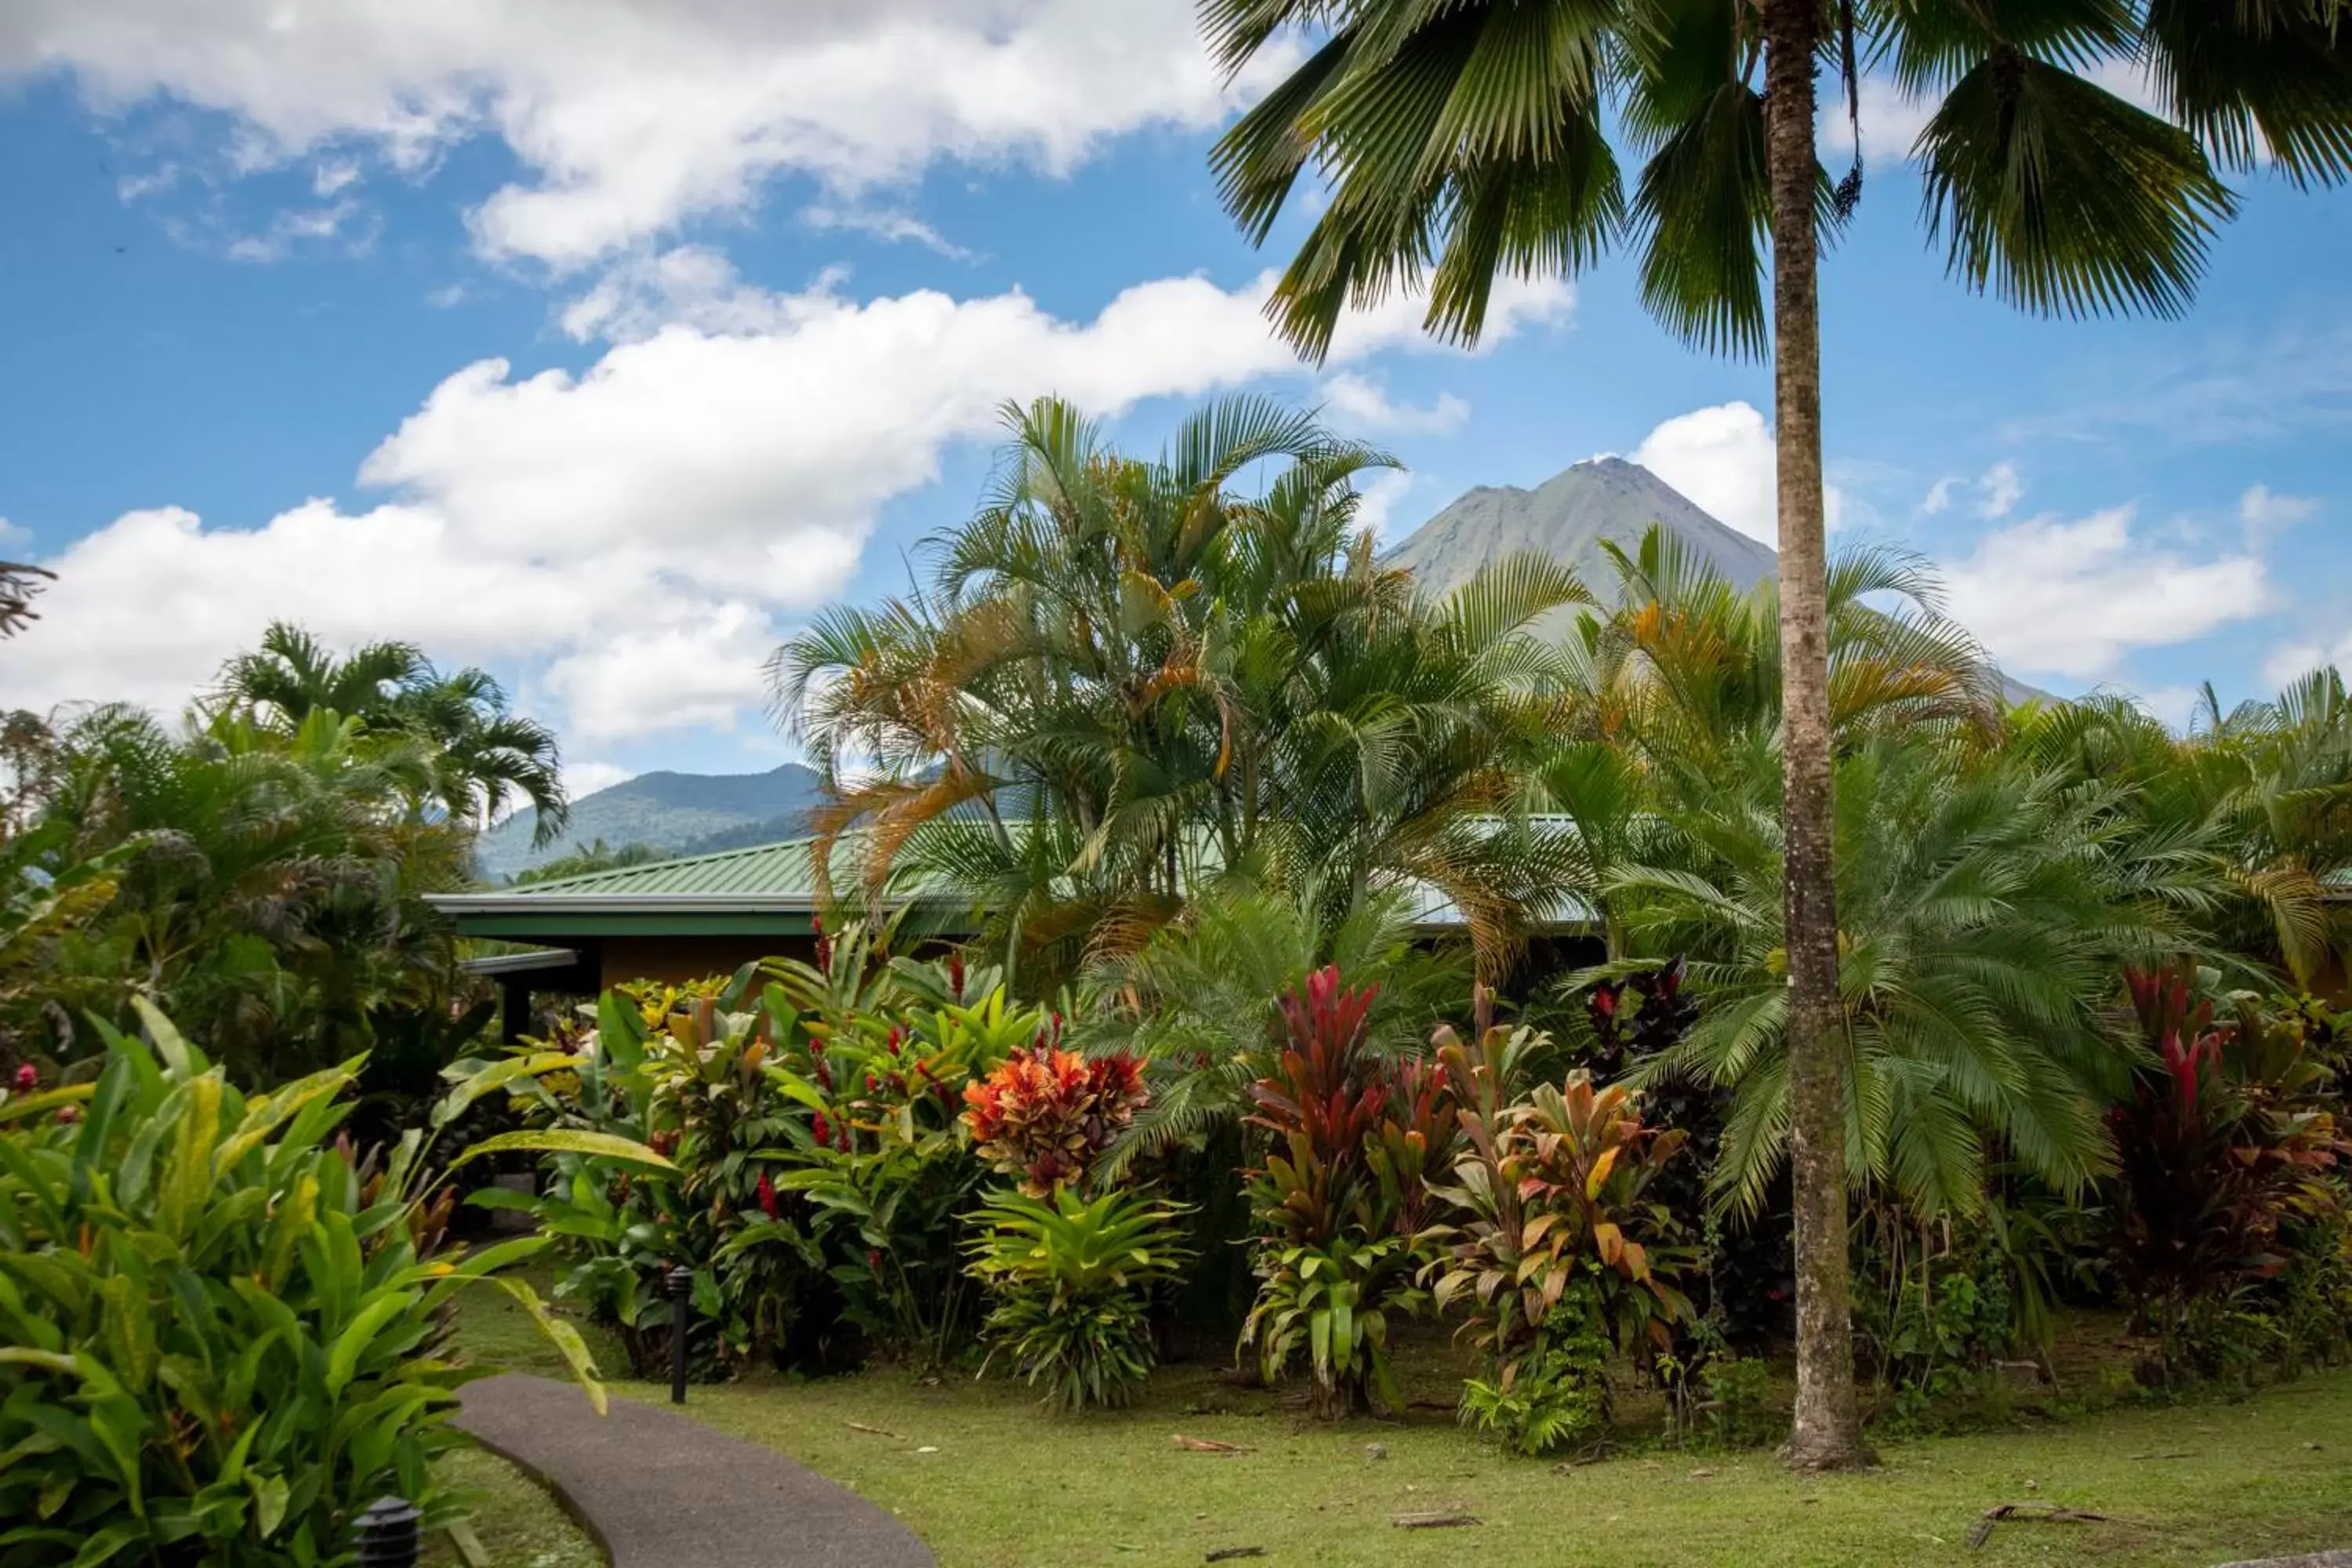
xmin=597 ymin=934 xmax=822 ymax=989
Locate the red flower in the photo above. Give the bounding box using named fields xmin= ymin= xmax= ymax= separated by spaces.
xmin=887 ymin=1027 xmax=902 ymax=1056
xmin=1592 ymin=983 xmax=1619 ymax=1018
xmin=757 ymin=1169 xmax=779 ymax=1219
xmin=12 ymin=1064 xmax=35 ymax=1091
xmin=811 ymin=1112 xmax=833 ymax=1148
xmin=948 ymin=953 xmax=965 ymax=999
xmin=867 ymin=1247 xmax=884 ymax=1276
xmin=813 ymin=1057 xmax=833 ymax=1091
xmin=55 ymin=1104 xmax=79 ymax=1125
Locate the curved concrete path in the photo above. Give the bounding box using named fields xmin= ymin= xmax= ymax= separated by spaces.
xmin=456 ymin=1374 xmax=936 ymax=1568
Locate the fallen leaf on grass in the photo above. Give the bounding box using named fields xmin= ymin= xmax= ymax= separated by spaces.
xmin=846 ymin=1421 xmax=904 ymax=1439
xmin=1393 ymin=1510 xmax=1480 ymax=1530
xmin=1175 ymin=1434 xmax=1251 ymax=1454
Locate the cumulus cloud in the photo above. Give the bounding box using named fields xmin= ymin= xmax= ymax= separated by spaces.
xmin=3 ymin=0 xmax=1286 ymax=267
xmin=1631 ymin=401 xmax=1848 ymax=546
xmin=23 ymin=260 xmax=1569 ymax=739
xmin=1942 ymin=506 xmax=2268 ymax=680
xmin=1316 ymin=372 xmax=1469 ymax=435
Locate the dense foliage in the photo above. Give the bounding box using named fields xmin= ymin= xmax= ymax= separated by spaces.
xmin=0 ymin=1003 xmax=632 ymax=1566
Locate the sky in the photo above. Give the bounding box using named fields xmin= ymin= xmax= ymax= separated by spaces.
xmin=2 ymin=2 xmax=2347 ymax=801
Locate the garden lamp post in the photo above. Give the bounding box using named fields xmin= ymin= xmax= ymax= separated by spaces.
xmin=353 ymin=1496 xmax=421 ymax=1568
xmin=667 ymin=1265 xmax=693 ymax=1404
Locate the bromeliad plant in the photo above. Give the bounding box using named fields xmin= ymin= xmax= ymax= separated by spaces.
xmin=966 ymin=1185 xmax=1192 ymax=1410
xmin=1240 ymin=965 xmax=1450 ymax=1418
xmin=1422 ymin=1023 xmax=1696 ymax=1454
xmin=0 ymin=1000 xmax=652 ymax=1566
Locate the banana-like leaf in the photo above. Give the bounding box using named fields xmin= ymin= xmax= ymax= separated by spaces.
xmin=0 ymin=1085 xmax=96 ymax=1126
xmin=445 ymin=1129 xmax=677 ymax=1174
xmin=432 ymin=1052 xmax=585 ymax=1130
xmin=493 ymin=1276 xmax=607 ymax=1416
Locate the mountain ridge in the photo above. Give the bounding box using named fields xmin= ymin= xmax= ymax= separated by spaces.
xmin=477 ymin=761 xmax=825 ymax=881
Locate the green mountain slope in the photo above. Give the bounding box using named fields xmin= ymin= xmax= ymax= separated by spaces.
xmin=477 ymin=762 xmax=824 ymax=881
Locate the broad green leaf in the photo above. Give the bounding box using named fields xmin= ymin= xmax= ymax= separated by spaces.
xmin=68 ymin=1523 xmax=142 ymax=1568
xmin=446 ymin=1129 xmax=676 ymax=1174
xmin=325 ymin=1290 xmax=419 ymax=1396
xmin=249 ymin=1472 xmax=289 ymax=1540
xmin=0 ymin=1085 xmax=95 ymax=1126
xmin=432 ymin=1052 xmax=584 ymax=1130
xmin=158 ymin=1073 xmax=224 ymax=1242
xmin=493 ymin=1276 xmax=607 ymax=1415
xmin=213 ymin=1062 xmax=361 ymax=1177
xmin=132 ymin=996 xmax=205 ymax=1078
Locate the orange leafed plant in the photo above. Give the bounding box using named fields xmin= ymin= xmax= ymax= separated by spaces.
xmin=962 ymin=1041 xmax=1149 ymax=1195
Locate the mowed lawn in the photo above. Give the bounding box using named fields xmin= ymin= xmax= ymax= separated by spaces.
xmin=455 ymin=1279 xmax=2352 ymax=1568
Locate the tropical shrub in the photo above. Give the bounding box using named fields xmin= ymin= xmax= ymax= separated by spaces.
xmin=1422 ymin=1023 xmax=1695 ymax=1453
xmin=961 ymin=1035 xmax=1148 ymax=1195
xmin=500 ymin=933 xmax=1018 ymax=1375
xmin=2105 ymin=965 xmax=2348 ymax=1378
xmin=966 ymin=1185 xmax=1191 ymax=1410
xmin=1239 ymin=965 xmax=1444 ymax=1418
xmin=0 ymin=1001 xmax=635 ymax=1566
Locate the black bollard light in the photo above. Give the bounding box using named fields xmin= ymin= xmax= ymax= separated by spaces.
xmin=667 ymin=1265 xmax=693 ymax=1405
xmin=353 ymin=1496 xmax=421 ymax=1568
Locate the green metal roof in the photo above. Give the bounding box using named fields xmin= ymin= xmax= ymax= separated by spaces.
xmin=430 ymin=823 xmax=1595 ymax=940
xmin=488 ymin=836 xmax=830 ymax=898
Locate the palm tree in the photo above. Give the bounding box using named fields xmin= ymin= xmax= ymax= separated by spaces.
xmin=0 ymin=561 xmax=55 ymax=640
xmin=1609 ymin=734 xmax=2210 ymax=1220
xmin=212 ymin=622 xmax=568 ymax=846
xmin=1204 ymin=0 xmax=2347 ymax=1467
xmin=776 ymin=394 xmax=1585 ymax=985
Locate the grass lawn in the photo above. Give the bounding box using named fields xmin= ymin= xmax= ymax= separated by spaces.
xmin=448 ymin=1272 xmax=2352 ymax=1568
xmin=422 ymin=1447 xmax=604 ymax=1568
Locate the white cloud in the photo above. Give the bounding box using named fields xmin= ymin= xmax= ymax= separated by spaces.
xmin=1631 ymin=401 xmax=1849 ymax=546
xmin=2263 ymin=633 xmax=2352 ymax=691
xmin=1977 ymin=459 xmax=2023 ymax=520
xmin=223 ymin=199 xmax=371 ymax=263
xmin=24 ymin=260 xmax=1566 ymax=739
xmin=2131 ymin=684 xmax=2208 ymax=732
xmin=312 ymin=158 xmax=360 ymax=197
xmin=1352 ymin=470 xmax=1417 ymax=549
xmin=1942 ymin=506 xmax=2268 ymax=679
xmin=561 ymin=760 xmax=636 ymax=800
xmin=1817 ymin=74 xmax=1941 ymax=167
xmin=540 ymin=609 xmax=779 ymax=743
xmin=801 ymin=204 xmax=974 ymax=260
xmin=1921 ymin=477 xmax=1958 ymax=515
xmin=2241 ymin=484 xmax=2318 ymax=537
xmin=1316 ymin=372 xmax=1469 ymax=435
xmin=4 ymin=0 xmax=1290 ymax=268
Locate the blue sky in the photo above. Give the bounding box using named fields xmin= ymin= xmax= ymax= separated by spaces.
xmin=3 ymin=4 xmax=2347 ymax=798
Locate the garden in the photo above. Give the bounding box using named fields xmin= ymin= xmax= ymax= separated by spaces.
xmin=5 ymin=394 xmax=2352 ymax=1563
xmin=6 ymin=0 xmax=2352 ymax=1559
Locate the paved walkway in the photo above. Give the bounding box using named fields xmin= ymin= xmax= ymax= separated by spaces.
xmin=455 ymin=1374 xmax=937 ymax=1568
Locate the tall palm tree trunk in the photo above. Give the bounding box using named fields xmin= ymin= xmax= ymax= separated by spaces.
xmin=1763 ymin=0 xmax=1869 ymax=1472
